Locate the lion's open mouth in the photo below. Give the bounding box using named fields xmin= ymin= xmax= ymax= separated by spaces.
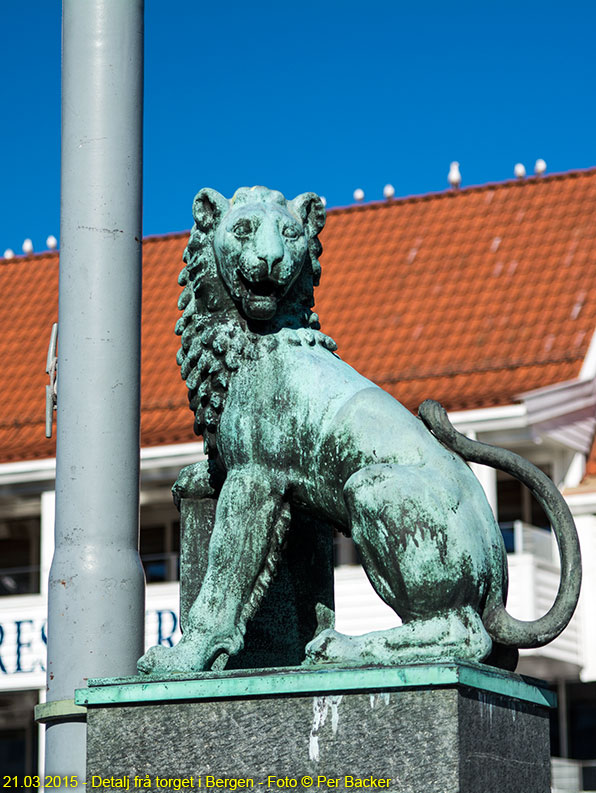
xmin=237 ymin=272 xmax=282 ymax=320
xmin=237 ymin=271 xmax=280 ymax=298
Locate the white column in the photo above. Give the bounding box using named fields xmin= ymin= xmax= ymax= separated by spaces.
xmin=40 ymin=490 xmax=55 ymax=596
xmin=37 ymin=688 xmax=45 ymax=775
xmin=470 ymin=462 xmax=498 ymax=519
xmin=576 ymin=513 xmax=596 ymax=681
xmin=466 ymin=431 xmax=498 ymax=519
xmin=562 ymin=451 xmax=586 ymax=490
xmin=38 ymin=492 xmax=53 ymax=773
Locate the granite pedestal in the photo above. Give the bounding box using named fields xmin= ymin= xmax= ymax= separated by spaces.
xmin=77 ymin=662 xmax=554 ymax=792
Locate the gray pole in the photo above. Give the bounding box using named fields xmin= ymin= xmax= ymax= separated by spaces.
xmin=44 ymin=0 xmax=145 ymax=777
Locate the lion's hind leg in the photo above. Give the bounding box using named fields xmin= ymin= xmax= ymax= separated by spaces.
xmin=306 ymin=463 xmax=492 ymax=667
xmin=305 ymin=605 xmax=491 ymax=666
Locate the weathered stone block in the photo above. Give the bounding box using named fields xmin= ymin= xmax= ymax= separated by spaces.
xmin=80 ymin=663 xmax=554 ymax=792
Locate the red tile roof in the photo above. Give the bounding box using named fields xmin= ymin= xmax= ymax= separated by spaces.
xmin=586 ymin=434 xmax=596 ymax=478
xmin=317 ymin=169 xmax=596 ymax=413
xmin=2 ymin=168 xmax=596 ymax=465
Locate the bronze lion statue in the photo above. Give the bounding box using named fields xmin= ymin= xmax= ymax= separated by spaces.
xmin=138 ymin=186 xmax=581 ymax=675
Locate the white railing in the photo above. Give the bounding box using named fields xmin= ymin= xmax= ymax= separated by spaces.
xmin=334 ymin=565 xmax=400 ymax=635
xmin=551 ymin=757 xmax=596 ymax=792
xmin=506 ymin=521 xmax=583 ymax=669
xmin=511 ymin=520 xmax=555 ymax=561
xmin=334 ymin=522 xmax=582 ymax=668
xmin=552 ymin=757 xmax=582 ymax=792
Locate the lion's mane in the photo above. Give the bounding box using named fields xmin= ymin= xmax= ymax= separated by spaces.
xmin=175 ymin=190 xmax=337 ymax=455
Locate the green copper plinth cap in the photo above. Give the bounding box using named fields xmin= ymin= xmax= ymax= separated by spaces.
xmin=78 ymin=661 xmax=555 ymax=709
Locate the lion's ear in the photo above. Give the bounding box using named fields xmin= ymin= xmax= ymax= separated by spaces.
xmin=192 ymin=188 xmax=229 ymax=232
xmin=291 ymin=193 xmax=326 ymax=238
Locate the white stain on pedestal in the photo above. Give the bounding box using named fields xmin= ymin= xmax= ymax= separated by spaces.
xmin=370 ymin=692 xmax=391 ymax=709
xmin=309 ymin=695 xmax=343 ymax=761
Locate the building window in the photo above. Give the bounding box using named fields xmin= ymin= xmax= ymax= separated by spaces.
xmin=333 ymin=530 xmax=359 ymax=566
xmin=568 ymin=682 xmax=596 ymax=789
xmin=0 ymin=690 xmax=38 ymax=774
xmin=0 ymin=517 xmax=40 ymax=596
xmin=496 ymin=464 xmax=552 ymax=552
xmin=140 ymin=504 xmax=180 ymax=583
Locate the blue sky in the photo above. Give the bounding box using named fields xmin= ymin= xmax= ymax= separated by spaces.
xmin=2 ymin=1 xmax=595 ymax=254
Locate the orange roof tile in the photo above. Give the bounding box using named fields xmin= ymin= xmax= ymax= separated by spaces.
xmin=317 ymin=169 xmax=596 ymax=414
xmin=2 ymin=168 xmax=596 ymax=465
xmin=586 ymin=433 xmax=596 ymax=478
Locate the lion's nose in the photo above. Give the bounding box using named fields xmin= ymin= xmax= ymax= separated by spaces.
xmin=254 ymin=221 xmax=285 ymax=277
xmin=257 ymin=253 xmax=284 ymax=277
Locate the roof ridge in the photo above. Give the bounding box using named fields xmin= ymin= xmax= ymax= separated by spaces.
xmin=371 ymin=352 xmax=586 ymax=386
xmin=142 ymin=229 xmax=189 ymax=243
xmin=5 ymin=164 xmax=596 ymax=259
xmin=0 ymin=229 xmax=189 ymax=264
xmin=326 ymin=165 xmax=596 ymax=215
xmin=0 ymin=250 xmax=59 ymax=264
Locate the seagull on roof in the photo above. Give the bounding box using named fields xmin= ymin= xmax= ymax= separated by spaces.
xmin=535 ymin=159 xmax=547 ymax=176
xmin=514 ymin=163 xmax=526 ymax=179
xmin=448 ymin=162 xmax=461 ymax=190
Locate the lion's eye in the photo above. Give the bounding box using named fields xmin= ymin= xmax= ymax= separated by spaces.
xmin=282 ymin=226 xmax=300 ymax=239
xmin=232 ymin=221 xmax=252 ymax=238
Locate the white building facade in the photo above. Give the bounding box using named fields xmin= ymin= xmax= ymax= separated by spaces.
xmin=2 ymin=384 xmax=596 ymax=789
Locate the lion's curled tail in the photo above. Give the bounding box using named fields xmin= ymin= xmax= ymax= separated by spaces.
xmin=418 ymin=399 xmax=582 ymax=650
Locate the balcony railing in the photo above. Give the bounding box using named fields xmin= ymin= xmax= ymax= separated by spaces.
xmin=0 ymin=552 xmax=182 ymax=596
xmin=0 ymin=566 xmax=40 ymax=596
xmin=552 ymin=757 xmax=596 ymax=792
xmin=140 ymin=551 xmax=180 ymax=583
xmin=500 ymin=520 xmax=555 ymax=561
xmin=504 ymin=521 xmax=582 ymax=669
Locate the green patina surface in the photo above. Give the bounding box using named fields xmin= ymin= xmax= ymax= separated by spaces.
xmin=78 ymin=662 xmax=555 ymax=708
xmin=136 ymin=186 xmax=581 ymax=678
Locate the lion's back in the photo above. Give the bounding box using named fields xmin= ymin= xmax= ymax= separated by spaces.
xmin=220 ymin=342 xmax=433 ymax=475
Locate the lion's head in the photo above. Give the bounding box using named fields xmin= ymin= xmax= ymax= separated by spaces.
xmin=176 ymin=186 xmax=332 ymax=455
xmin=183 ymin=185 xmax=325 ymax=323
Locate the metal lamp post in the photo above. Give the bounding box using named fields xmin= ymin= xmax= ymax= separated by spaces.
xmin=42 ymin=0 xmax=146 ymax=777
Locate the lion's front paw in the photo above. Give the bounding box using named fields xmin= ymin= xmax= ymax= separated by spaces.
xmin=172 ymin=461 xmax=216 ymax=508
xmin=304 ymin=629 xmax=360 ymax=666
xmin=137 ymin=641 xmax=207 ymax=675
xmin=137 ymin=644 xmax=170 ymax=674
